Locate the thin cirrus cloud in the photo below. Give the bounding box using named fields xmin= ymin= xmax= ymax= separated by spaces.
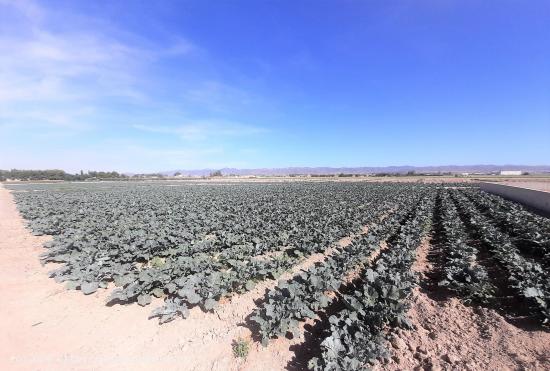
xmin=0 ymin=0 xmax=270 ymax=171
xmin=133 ymin=121 xmax=268 ymax=141
xmin=0 ymin=0 xmax=196 ymax=126
xmin=2 ymin=25 xmax=142 ymax=104
xmin=2 ymin=140 xmax=227 ymax=173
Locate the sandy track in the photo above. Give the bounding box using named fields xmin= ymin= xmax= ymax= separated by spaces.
xmin=0 ymin=185 xmax=372 ymax=371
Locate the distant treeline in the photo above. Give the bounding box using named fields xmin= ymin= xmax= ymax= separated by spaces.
xmin=0 ymin=169 xmax=127 ymax=181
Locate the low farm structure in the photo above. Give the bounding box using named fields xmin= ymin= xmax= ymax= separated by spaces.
xmin=481 ymin=182 xmax=550 ymax=215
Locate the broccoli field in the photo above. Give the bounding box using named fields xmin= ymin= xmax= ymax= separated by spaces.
xmin=5 ymin=181 xmax=550 ymax=370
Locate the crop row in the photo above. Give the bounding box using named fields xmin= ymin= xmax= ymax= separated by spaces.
xmin=436 ymin=189 xmax=494 ymax=302
xmin=460 ymin=188 xmax=550 ymax=268
xmin=309 ymin=190 xmax=436 ymax=370
xmin=251 ymin=188 xmax=426 ymax=344
xmin=450 ymin=189 xmax=550 ymax=323
xmin=8 ymin=181 xmax=550 ymax=370
xmin=10 ymin=182 xmax=438 ymax=322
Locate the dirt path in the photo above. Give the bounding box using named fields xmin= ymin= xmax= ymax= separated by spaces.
xmin=376 ymin=238 xmax=550 ymax=371
xmin=0 ymin=185 xmax=371 ymax=371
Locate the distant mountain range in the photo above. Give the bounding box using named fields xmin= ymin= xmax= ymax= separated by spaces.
xmin=158 ymin=165 xmax=550 ymax=176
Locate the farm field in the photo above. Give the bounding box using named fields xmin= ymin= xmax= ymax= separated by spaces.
xmin=1 ymin=181 xmax=549 ymax=370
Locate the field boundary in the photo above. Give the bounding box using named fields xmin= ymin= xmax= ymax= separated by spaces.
xmin=480 ymin=182 xmax=550 ymax=216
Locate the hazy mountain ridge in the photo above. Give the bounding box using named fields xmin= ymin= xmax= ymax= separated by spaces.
xmin=159 ymin=165 xmax=550 ymax=176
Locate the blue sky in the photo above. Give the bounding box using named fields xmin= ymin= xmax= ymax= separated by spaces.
xmin=0 ymin=0 xmax=549 ymax=173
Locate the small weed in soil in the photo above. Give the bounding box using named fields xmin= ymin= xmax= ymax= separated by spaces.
xmin=232 ymin=337 xmax=250 ymax=359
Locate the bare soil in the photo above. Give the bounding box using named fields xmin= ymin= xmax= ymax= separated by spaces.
xmin=1 ymin=185 xmax=549 ymax=371
xmin=375 ymin=238 xmax=550 ymax=371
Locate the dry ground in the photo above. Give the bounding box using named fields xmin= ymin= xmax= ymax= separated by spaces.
xmin=375 ymin=239 xmax=550 ymax=371
xmin=1 ymin=185 xmax=549 ymax=371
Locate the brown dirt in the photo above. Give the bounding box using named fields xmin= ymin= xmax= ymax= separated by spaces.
xmin=375 ymin=238 xmax=550 ymax=371
xmin=0 ymin=185 xmax=372 ymax=371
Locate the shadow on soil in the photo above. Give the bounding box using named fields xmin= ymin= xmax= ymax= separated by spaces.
xmin=239 ymin=286 xmax=349 ymax=370
xmin=421 ymin=191 xmax=548 ymax=333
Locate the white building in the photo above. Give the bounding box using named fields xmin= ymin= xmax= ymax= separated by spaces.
xmin=500 ymin=170 xmax=523 ymax=176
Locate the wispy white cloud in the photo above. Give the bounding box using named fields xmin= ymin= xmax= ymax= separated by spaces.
xmin=0 ymin=0 xmax=269 ymax=171
xmin=0 ymin=0 xmax=195 ymax=128
xmin=0 ymin=105 xmax=95 ymax=130
xmin=133 ymin=120 xmax=267 ymax=141
xmin=0 ymin=140 xmax=227 ymax=173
